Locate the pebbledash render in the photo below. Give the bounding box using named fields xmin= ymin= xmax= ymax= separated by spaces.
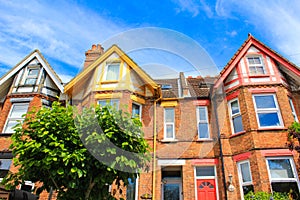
xmin=0 ymin=34 xmax=300 ymax=200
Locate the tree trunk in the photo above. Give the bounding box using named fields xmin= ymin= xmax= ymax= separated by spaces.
xmin=85 ymin=179 xmax=96 ymax=200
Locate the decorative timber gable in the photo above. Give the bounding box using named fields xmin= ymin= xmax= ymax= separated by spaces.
xmin=215 ymin=34 xmax=300 ymax=93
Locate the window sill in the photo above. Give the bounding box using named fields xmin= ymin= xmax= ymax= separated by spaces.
xmin=257 ymin=127 xmax=287 ymax=131
xmin=249 ymin=74 xmax=270 ymax=78
xmin=196 ymin=138 xmax=214 ymax=142
xmin=0 ymin=133 xmax=13 ymax=137
xmin=101 ymin=80 xmax=119 ymax=84
xmin=229 ymin=131 xmax=246 ymax=138
xmin=160 ymin=139 xmax=178 ymax=143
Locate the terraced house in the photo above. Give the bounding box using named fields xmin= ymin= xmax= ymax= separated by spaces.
xmin=0 ymin=34 xmax=299 ymax=200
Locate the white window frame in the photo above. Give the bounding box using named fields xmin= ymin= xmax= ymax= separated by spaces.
xmin=196 ymin=106 xmax=210 ymax=139
xmin=228 ymin=98 xmax=244 ymax=134
xmin=247 ymin=56 xmax=266 ymax=75
xmin=132 ymin=102 xmax=142 ymax=120
xmin=237 ymin=160 xmax=253 ymax=199
xmin=103 ymin=63 xmax=120 ymax=81
xmin=252 ymin=94 xmax=283 ymax=128
xmin=19 ymin=180 xmax=35 ymax=192
xmin=3 ymin=103 xmax=29 ymax=133
xmin=23 ymin=67 xmax=40 ymax=85
xmin=289 ymin=98 xmax=298 ymax=122
xmin=164 ymin=108 xmax=175 ymax=140
xmin=266 ymin=157 xmax=300 ymax=193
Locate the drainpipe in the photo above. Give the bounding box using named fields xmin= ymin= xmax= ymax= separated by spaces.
xmin=152 ymin=95 xmax=161 ymax=200
xmin=213 ymin=93 xmax=228 ymax=200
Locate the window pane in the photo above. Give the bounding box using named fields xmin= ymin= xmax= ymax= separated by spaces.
xmin=268 ymin=159 xmax=294 ymax=178
xmin=271 ymin=182 xmax=299 ymax=198
xmin=132 ymin=104 xmax=140 ymax=118
xmin=256 ymin=66 xmax=265 ymax=74
xmin=196 ymin=166 xmax=215 ymax=177
xmin=28 ymin=69 xmax=39 ymax=76
xmin=198 ymin=123 xmax=209 ymax=138
xmin=98 ymin=99 xmax=119 ymax=109
xmin=10 ymin=104 xmax=28 ymax=118
xmin=25 ymin=78 xmax=37 ymax=85
xmin=231 ymin=100 xmax=240 ymax=115
xmin=198 ymin=107 xmax=207 ymax=121
xmin=4 ymin=120 xmax=18 ymax=133
xmin=240 ymin=162 xmax=251 ymax=183
xmin=163 ymin=184 xmax=180 ymax=200
xmin=254 ymin=95 xmax=276 ymax=109
xmin=258 ymin=113 xmax=280 ymax=127
xmin=165 ymin=108 xmax=174 ymax=123
xmin=166 ymin=124 xmax=174 ymax=138
xmin=233 ymin=115 xmax=243 ymax=133
xmin=126 ymin=178 xmax=136 ymax=200
xmin=242 ymin=185 xmax=254 ymax=196
xmin=106 ymin=64 xmax=120 ymax=81
xmin=0 ymin=159 xmax=12 ymax=170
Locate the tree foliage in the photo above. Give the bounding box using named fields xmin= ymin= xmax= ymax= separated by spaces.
xmin=244 ymin=191 xmax=289 ymax=200
xmin=3 ymin=102 xmax=151 ymax=200
xmin=287 ymin=122 xmax=300 ymax=153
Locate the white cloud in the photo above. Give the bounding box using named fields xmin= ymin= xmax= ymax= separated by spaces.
xmin=173 ymin=0 xmax=213 ymax=18
xmin=57 ymin=73 xmax=74 ymax=84
xmin=0 ymin=0 xmax=127 ymax=73
xmin=215 ymin=0 xmax=300 ymax=65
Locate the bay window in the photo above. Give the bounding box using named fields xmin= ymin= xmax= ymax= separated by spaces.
xmin=3 ymin=103 xmax=29 ymax=133
xmin=267 ymin=157 xmax=300 ymax=197
xmin=253 ymin=94 xmax=283 ymax=128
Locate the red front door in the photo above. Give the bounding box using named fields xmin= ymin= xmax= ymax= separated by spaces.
xmin=197 ymin=179 xmax=217 ymax=200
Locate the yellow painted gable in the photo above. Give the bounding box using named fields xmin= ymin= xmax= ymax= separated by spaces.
xmin=64 ymin=45 xmax=161 ymax=99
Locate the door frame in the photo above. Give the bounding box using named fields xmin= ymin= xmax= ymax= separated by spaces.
xmin=161 ymin=177 xmax=183 ymax=200
xmin=194 ymin=165 xmax=219 ymax=200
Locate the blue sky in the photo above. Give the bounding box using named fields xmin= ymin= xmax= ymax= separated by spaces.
xmin=0 ymin=0 xmax=300 ymax=82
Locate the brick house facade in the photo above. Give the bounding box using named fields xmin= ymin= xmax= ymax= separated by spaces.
xmin=0 ymin=34 xmax=300 ymax=200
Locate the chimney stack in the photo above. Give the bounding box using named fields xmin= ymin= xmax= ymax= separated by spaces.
xmin=84 ymin=44 xmax=104 ymax=69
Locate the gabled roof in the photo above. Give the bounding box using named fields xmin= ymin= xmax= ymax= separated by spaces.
xmin=64 ymin=45 xmax=160 ymax=96
xmin=215 ymin=34 xmax=300 ymax=88
xmin=0 ymin=49 xmax=64 ymax=92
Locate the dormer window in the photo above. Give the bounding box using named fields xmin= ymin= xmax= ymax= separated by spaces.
xmin=247 ymin=56 xmax=265 ymax=75
xmin=161 ymin=84 xmax=172 ymax=90
xmin=105 ymin=63 xmax=120 ymax=81
xmin=24 ymin=68 xmax=39 ymax=85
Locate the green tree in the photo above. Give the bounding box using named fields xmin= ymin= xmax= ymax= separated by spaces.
xmin=3 ymin=102 xmax=150 ymax=200
xmin=287 ymin=122 xmax=300 ymax=153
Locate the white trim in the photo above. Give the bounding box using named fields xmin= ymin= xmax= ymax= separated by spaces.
xmin=246 ymin=55 xmax=266 ymax=75
xmin=289 ymin=98 xmax=299 ymax=122
xmin=237 ymin=160 xmax=253 ymax=199
xmin=0 ymin=52 xmax=63 ymax=92
xmin=157 ymin=159 xmax=186 ymax=166
xmin=3 ymin=103 xmax=29 ymax=133
xmin=164 ymin=108 xmax=175 ymax=140
xmin=196 ymin=106 xmax=210 ymax=139
xmin=252 ymin=94 xmax=283 ymax=128
xmin=228 ymin=98 xmax=243 ymax=134
xmin=266 ymin=156 xmax=300 ymax=193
